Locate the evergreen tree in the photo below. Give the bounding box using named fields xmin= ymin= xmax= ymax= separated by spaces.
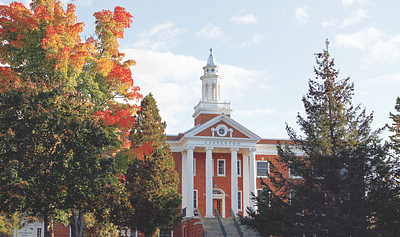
xmin=242 ymin=40 xmax=391 ymax=236
xmin=125 ymin=93 xmax=181 ymax=237
xmin=369 ymin=97 xmax=400 ymax=236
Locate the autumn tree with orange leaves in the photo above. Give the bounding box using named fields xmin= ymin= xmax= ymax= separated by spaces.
xmin=0 ymin=1 xmax=143 ymax=237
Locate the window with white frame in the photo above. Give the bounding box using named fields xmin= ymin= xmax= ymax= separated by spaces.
xmin=237 ymin=160 xmax=241 ymax=176
xmin=217 ymin=159 xmax=225 ymax=176
xmin=194 ymin=190 xmax=198 ymax=209
xmin=257 ymin=161 xmax=269 ymax=177
xmin=238 ymin=191 xmax=242 ymax=211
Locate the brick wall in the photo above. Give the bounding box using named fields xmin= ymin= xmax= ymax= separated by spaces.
xmin=255 ymin=154 xmax=287 ymax=190
xmin=173 ymin=217 xmax=203 ymax=237
xmin=195 ymin=121 xmax=249 ymax=138
xmin=194 ymin=113 xmax=231 ymax=126
xmin=53 ymin=223 xmax=69 ymax=237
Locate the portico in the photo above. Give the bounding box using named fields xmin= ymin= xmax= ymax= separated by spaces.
xmin=169 ymin=116 xmax=260 ymax=218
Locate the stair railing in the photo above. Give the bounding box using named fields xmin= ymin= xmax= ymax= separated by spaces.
xmin=214 ymin=209 xmax=227 ymax=237
xmin=230 ymin=209 xmax=244 ymax=237
xmin=194 ymin=208 xmax=207 ymax=237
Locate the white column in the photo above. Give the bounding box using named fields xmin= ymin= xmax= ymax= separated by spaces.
xmin=231 ymin=148 xmax=239 ymax=215
xmin=181 ymin=151 xmax=188 ymax=211
xmin=249 ymin=148 xmax=257 ymax=209
xmin=205 ymin=147 xmax=214 ymax=217
xmin=208 ymin=83 xmax=212 ymax=101
xmin=187 ymin=146 xmax=195 ymax=217
xmin=243 ymin=154 xmax=250 ymax=216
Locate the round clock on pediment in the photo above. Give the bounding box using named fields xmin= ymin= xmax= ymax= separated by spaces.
xmin=216 ymin=124 xmax=228 ymax=137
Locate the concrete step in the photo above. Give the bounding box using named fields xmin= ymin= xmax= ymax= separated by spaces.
xmin=221 ymin=218 xmax=240 ymax=237
xmin=202 ymin=217 xmax=226 ymax=237
xmin=202 ymin=217 xmax=261 ymax=237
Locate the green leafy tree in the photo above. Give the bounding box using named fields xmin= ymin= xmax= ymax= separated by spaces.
xmin=125 ymin=93 xmax=181 ymax=237
xmin=0 ymin=212 xmax=20 ymax=237
xmin=0 ymin=1 xmax=141 ymax=237
xmin=242 ymin=40 xmax=392 ymax=236
xmin=0 ymin=82 xmax=118 ymax=237
xmin=82 ymin=212 xmax=120 ymax=237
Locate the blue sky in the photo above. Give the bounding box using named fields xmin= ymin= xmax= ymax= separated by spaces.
xmin=2 ymin=0 xmax=400 ymax=140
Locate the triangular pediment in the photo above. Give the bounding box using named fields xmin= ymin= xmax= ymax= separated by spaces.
xmin=184 ymin=114 xmax=260 ymax=141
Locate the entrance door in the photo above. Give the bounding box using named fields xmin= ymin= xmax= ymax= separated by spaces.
xmin=213 ymin=199 xmax=222 ymax=216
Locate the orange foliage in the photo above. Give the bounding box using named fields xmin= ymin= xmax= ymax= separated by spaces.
xmin=0 ymin=68 xmax=22 ymax=93
xmin=108 ymin=64 xmax=133 ymax=87
xmin=127 ymin=142 xmax=153 ymax=161
xmin=0 ymin=0 xmax=142 ymax=157
xmin=95 ymin=106 xmax=135 ymax=133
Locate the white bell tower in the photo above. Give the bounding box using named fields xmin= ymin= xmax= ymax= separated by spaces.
xmin=193 ymin=49 xmax=231 ymax=125
xmin=201 ymin=48 xmax=221 ymax=102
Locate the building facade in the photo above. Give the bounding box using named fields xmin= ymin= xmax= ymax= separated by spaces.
xmin=166 ymin=49 xmax=301 ymax=236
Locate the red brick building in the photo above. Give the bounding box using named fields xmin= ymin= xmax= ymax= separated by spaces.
xmin=14 ymin=49 xmax=298 ymax=237
xmin=165 ymin=49 xmax=301 ymax=237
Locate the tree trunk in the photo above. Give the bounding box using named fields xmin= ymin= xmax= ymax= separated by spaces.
xmin=43 ymin=213 xmax=54 ymax=237
xmin=70 ymin=209 xmax=85 ymax=237
xmin=71 ymin=209 xmax=78 ymax=237
xmin=77 ymin=211 xmax=84 ymax=237
xmin=144 ymin=231 xmax=155 ymax=237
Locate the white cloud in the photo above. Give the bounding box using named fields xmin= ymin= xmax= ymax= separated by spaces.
xmin=342 ymin=0 xmax=370 ymax=7
xmin=230 ymin=14 xmax=258 ymax=24
xmin=336 ymin=27 xmax=382 ymax=50
xmin=75 ymin=0 xmax=92 ymax=6
xmin=120 ymin=48 xmax=269 ymax=135
xmin=22 ymin=0 xmax=31 ymax=7
xmin=133 ymin=21 xmax=185 ymax=51
xmin=336 ymin=27 xmax=400 ymax=63
xmin=235 ymin=108 xmax=276 ymax=117
xmin=218 ymin=64 xmax=270 ymax=100
xmin=121 ymin=49 xmax=203 ymax=133
xmin=321 ymin=20 xmax=336 ymax=28
xmin=322 ymin=9 xmax=368 ymax=28
xmin=240 ymin=33 xmax=264 ymax=47
xmin=342 ymin=9 xmax=368 ymax=27
xmin=196 ymin=23 xmax=224 ymax=38
xmin=295 ymin=6 xmax=309 ymax=25
xmin=366 ymin=73 xmax=400 ymax=85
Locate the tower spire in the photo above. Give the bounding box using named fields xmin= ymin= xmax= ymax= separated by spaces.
xmin=193 ymin=49 xmax=232 ymax=125
xmin=207 ymin=48 xmax=215 ymax=66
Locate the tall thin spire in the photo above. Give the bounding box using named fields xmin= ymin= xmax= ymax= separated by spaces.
xmin=206 ymin=48 xmax=215 ymax=66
